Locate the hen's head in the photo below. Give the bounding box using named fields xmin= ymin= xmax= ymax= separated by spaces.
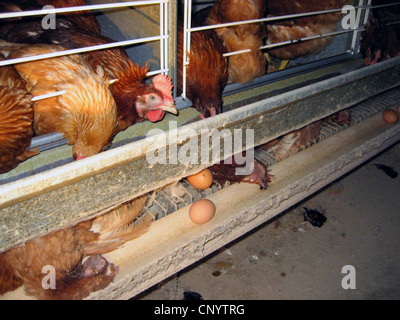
xmin=72 ymin=127 xmax=115 ymax=161
xmin=111 ymin=67 xmax=178 ymax=131
xmin=58 ymin=77 xmax=118 ymax=161
xmin=179 ymin=27 xmax=229 ymax=119
xmin=191 ymin=95 xmax=221 ymax=119
xmin=135 ymin=74 xmax=178 ymax=122
xmin=186 ymin=67 xmax=226 ymax=119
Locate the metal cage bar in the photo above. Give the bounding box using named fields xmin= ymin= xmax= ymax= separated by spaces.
xmin=181 ymin=0 xmax=400 ymax=99
xmin=182 ymin=0 xmax=193 ymax=100
xmin=0 ymin=0 xmax=170 ymax=76
xmin=1 ymin=1 xmax=400 ymax=300
xmin=0 ymin=1 xmax=168 ymax=19
xmin=2 ymin=55 xmax=400 ymax=253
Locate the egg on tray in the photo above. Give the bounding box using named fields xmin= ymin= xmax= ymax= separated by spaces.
xmin=189 ymin=199 xmax=216 ymax=224
xmin=186 ymin=168 xmax=213 ymax=190
xmin=382 ymin=109 xmax=398 ymax=124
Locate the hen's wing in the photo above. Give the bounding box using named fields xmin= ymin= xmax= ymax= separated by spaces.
xmin=260 ymin=121 xmax=323 ymax=162
xmin=0 ymin=254 xmax=24 ymax=295
xmin=203 ymin=0 xmax=267 ymax=83
xmin=0 ymin=57 xmax=38 ymax=173
xmin=81 ymin=195 xmax=153 ymax=256
xmin=3 ymin=42 xmax=118 ymax=159
xmin=0 ymin=195 xmax=151 ymax=300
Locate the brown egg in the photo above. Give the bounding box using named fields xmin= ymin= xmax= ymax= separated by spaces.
xmin=382 ymin=109 xmax=398 ymax=124
xmin=186 ymin=169 xmax=213 ymax=190
xmin=189 ymin=199 xmax=216 ymax=224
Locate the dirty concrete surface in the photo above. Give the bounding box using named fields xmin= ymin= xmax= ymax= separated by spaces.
xmin=137 ymin=142 xmax=400 ymax=300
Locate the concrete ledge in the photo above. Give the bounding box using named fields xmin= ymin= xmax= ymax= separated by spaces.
xmin=89 ymin=112 xmax=399 ymax=299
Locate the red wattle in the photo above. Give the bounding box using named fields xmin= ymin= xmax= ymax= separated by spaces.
xmin=147 ymin=109 xmax=165 ymax=122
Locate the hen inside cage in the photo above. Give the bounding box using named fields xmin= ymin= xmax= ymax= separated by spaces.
xmin=1 ymin=0 xmax=400 ymax=301
xmin=1 ymin=0 xmax=399 ymax=179
xmin=1 ymin=0 xmax=400 ymax=215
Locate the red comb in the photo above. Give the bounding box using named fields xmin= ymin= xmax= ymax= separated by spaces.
xmin=153 ymin=74 xmax=173 ymax=102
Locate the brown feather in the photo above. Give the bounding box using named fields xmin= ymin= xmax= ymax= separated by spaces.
xmin=177 ymin=23 xmax=228 ymax=117
xmin=83 ymin=195 xmax=153 ymax=255
xmin=0 ymin=195 xmax=151 ymax=300
xmin=0 ymin=56 xmax=37 ymax=173
xmin=266 ymin=0 xmax=349 ymax=60
xmin=209 ymin=152 xmax=271 ymax=189
xmin=203 ymin=0 xmax=267 ymax=84
xmin=1 ymin=42 xmax=118 ymax=159
xmin=20 ymin=0 xmax=101 ymax=35
xmin=0 ymin=20 xmax=175 ymax=132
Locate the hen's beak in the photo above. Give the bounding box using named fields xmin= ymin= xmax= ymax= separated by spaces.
xmin=74 ymin=154 xmax=85 ymax=161
xmin=159 ymin=102 xmax=178 ymax=115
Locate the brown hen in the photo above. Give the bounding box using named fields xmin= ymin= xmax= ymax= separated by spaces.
xmin=266 ymin=0 xmax=349 ymax=60
xmin=197 ymin=0 xmax=267 ymax=84
xmin=360 ymin=0 xmax=400 ymax=66
xmin=0 ymin=16 xmax=177 ymax=133
xmin=0 ymin=41 xmax=118 ymax=160
xmin=177 ymin=23 xmax=228 ymax=118
xmin=0 ymin=55 xmax=38 ymax=173
xmin=0 ymin=195 xmax=152 ymax=300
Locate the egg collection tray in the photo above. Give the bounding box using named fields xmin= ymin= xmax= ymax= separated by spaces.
xmin=2 ymin=57 xmax=400 ymax=255
xmin=146 ymin=85 xmax=400 ymax=221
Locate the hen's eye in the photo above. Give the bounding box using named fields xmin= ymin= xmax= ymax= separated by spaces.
xmin=149 ymin=94 xmax=157 ymax=101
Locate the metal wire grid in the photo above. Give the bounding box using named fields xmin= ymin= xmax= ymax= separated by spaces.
xmin=1 ymin=1 xmax=399 ymax=102
xmin=180 ymin=0 xmax=378 ymax=100
xmin=0 ymin=1 xmax=170 ymax=76
xmin=0 ymin=0 xmax=398 ymax=168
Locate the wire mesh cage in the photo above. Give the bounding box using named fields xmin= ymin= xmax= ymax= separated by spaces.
xmin=0 ymin=0 xmax=400 ymax=300
xmin=1 ymin=0 xmax=399 ymax=180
